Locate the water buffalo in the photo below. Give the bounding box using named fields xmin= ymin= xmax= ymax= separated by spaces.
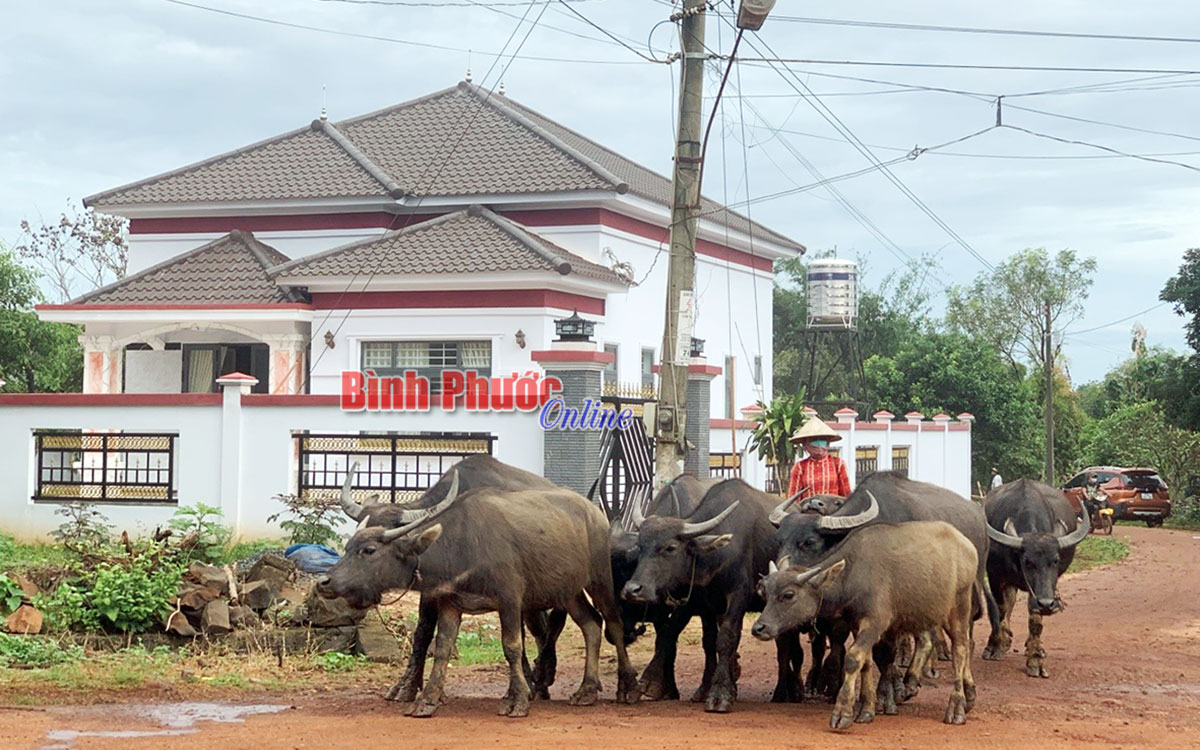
xmin=980 ymin=478 xmax=1090 ymax=678
xmin=609 ymin=475 xmax=714 ymax=701
xmin=319 ymin=476 xmax=641 ymax=717
xmin=752 ymin=520 xmax=980 ymax=729
xmin=336 ymin=456 xmax=565 ymax=702
xmin=768 ymin=471 xmax=998 ymax=705
xmin=621 ymin=478 xmax=804 ymax=712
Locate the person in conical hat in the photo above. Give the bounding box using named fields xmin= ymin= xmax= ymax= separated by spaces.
xmin=786 ymin=416 xmax=851 ymax=501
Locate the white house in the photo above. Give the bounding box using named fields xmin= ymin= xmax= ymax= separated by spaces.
xmin=3 ymin=81 xmax=974 ymax=539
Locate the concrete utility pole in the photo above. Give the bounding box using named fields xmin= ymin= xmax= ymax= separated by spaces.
xmin=1043 ymin=299 xmax=1056 ymax=484
xmin=655 ymin=0 xmax=707 ymax=487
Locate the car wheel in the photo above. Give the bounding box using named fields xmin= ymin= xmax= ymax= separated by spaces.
xmin=1146 ymin=518 xmax=1163 ymax=528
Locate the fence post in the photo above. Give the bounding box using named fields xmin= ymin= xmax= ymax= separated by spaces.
xmin=684 ymin=361 xmax=720 ymax=478
xmin=530 ymin=347 xmax=612 ymax=496
xmin=217 ymin=372 xmax=259 ymax=537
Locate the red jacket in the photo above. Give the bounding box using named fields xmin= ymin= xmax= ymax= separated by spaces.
xmin=788 ymin=454 xmax=852 ymax=499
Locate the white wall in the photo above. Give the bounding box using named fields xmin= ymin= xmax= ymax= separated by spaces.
xmin=127 ymin=229 xmax=387 ymax=274
xmin=0 ymin=396 xmax=544 ymax=541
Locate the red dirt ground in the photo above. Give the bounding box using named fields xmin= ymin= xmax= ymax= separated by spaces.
xmin=3 ymin=525 xmax=1198 ymax=749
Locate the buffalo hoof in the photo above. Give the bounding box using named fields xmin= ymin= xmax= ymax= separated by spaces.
xmin=943 ymin=695 xmax=967 ymax=725
xmin=616 ymin=671 xmax=642 ymax=704
xmin=923 ymin=665 xmax=939 ymax=680
xmin=981 ymin=641 xmax=1008 ymax=661
xmin=704 ymin=692 xmax=733 ymax=714
xmin=1025 ymin=661 xmax=1050 ymax=679
xmin=965 ymin=683 xmax=977 ymax=713
xmin=829 ymin=712 xmax=854 ymax=732
xmin=407 ymin=699 xmax=440 ymax=718
xmin=877 ymin=681 xmax=898 ymax=716
xmin=568 ymin=681 xmax=600 ymax=707
xmin=770 ymin=676 xmax=803 ymax=703
xmin=531 ymin=684 xmax=550 ymax=701
xmin=855 ymin=709 xmax=875 ymax=725
xmin=689 ymin=685 xmax=709 ymax=703
xmin=386 ymin=679 xmax=421 ymax=703
xmin=638 ymin=676 xmax=679 ymax=701
xmin=901 ymin=675 xmax=921 ymax=702
xmin=498 ymin=695 xmax=531 ymax=718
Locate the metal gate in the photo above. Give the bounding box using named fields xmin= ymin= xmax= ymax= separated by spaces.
xmin=591 ymin=384 xmax=656 ymax=521
xmin=296 ymin=431 xmax=495 ymax=504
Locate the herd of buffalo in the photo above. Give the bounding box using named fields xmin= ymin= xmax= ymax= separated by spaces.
xmin=317 ymin=455 xmax=1091 ymax=730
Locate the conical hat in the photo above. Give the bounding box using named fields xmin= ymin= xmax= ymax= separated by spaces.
xmin=788 ymin=417 xmax=842 ymax=444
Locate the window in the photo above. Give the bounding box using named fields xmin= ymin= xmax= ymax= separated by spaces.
xmin=361 ymin=340 xmax=491 ymax=393
xmin=641 ymin=347 xmax=655 ymax=389
xmin=856 ymin=446 xmax=878 ymax=477
xmin=603 ymin=344 xmax=619 ymax=384
xmin=33 ymin=430 xmax=178 ymax=504
xmin=892 ymin=446 xmax=910 ymax=477
xmin=181 ymin=344 xmax=268 ymax=394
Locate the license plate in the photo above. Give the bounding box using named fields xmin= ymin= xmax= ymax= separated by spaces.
xmin=1133 ymin=510 xmax=1160 ymax=517
xmin=1141 ymin=493 xmax=1153 ymax=500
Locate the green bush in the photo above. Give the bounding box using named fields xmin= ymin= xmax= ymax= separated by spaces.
xmin=1167 ymin=494 xmax=1200 ymax=530
xmin=169 ymin=503 xmax=232 ymax=562
xmin=0 ymin=575 xmax=25 ymax=616
xmin=0 ymin=633 xmax=82 ymax=668
xmin=312 ymin=651 xmax=366 ymax=672
xmin=37 ymin=548 xmax=183 ymax=633
xmin=268 ymin=493 xmax=342 ymax=548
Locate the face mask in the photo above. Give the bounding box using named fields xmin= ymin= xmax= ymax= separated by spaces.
xmin=809 ymin=440 xmax=829 ymax=449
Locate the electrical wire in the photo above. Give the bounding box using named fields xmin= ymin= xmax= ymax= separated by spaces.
xmin=553 ymin=0 xmax=668 ymax=63
xmin=1004 ymin=103 xmax=1200 ymax=143
xmin=766 ymin=16 xmax=1200 ymax=45
xmin=736 ymin=29 xmax=995 ymax=271
xmin=1002 ymin=125 xmax=1200 ymax=174
xmin=159 ymin=0 xmax=649 ymax=65
xmin=1063 ymin=302 xmax=1170 ymax=336
xmin=736 ymin=58 xmax=1200 ymax=76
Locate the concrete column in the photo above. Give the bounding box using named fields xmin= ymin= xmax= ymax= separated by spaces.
xmin=81 ymin=335 xmax=120 ymax=394
xmin=874 ymin=410 xmax=895 ymax=471
xmin=263 ymin=334 xmax=308 ymax=395
xmin=684 ymin=361 xmax=720 ymax=478
xmin=835 ymin=407 xmax=859 ymax=487
xmin=217 ymin=372 xmax=258 ymax=537
xmin=906 ymin=411 xmax=924 ymax=483
xmin=933 ymin=413 xmax=952 ymax=488
xmin=530 ymin=347 xmax=612 ymax=497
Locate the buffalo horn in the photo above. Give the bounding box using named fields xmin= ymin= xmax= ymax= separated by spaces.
xmin=668 ymin=486 xmax=681 ymax=517
xmin=629 ymin=487 xmax=648 ymax=530
xmin=768 ymin=492 xmax=803 ymax=527
xmin=817 ymin=489 xmax=879 ymax=531
xmin=985 ymin=516 xmax=1025 ymax=550
xmin=790 ymin=565 xmax=826 ymax=587
xmin=1056 ymin=508 xmax=1090 ymax=549
xmin=768 ymin=559 xmax=779 ymax=575
xmin=678 ymin=501 xmax=739 ymax=539
xmin=340 ymin=462 xmax=366 ymax=521
xmin=381 ymin=470 xmax=460 ymax=541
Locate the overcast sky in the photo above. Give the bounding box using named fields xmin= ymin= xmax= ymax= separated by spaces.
xmin=3 ymin=0 xmax=1198 ymax=383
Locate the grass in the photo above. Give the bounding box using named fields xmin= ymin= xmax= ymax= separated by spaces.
xmin=453 ymin=621 xmax=507 ymax=666
xmin=0 ymin=534 xmax=77 ymax=573
xmin=1068 ymin=535 xmax=1131 ymax=573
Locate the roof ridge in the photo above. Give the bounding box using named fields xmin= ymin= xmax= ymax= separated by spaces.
xmin=237 ymin=232 xmax=307 ymax=303
xmin=268 ymin=210 xmax=470 ymax=277
xmin=331 ymin=84 xmax=462 ymax=129
xmin=312 ymin=119 xmax=407 ymax=199
xmin=470 ymin=205 xmax=571 ymax=276
xmin=83 ymin=124 xmax=386 ymax=207
xmin=459 ymin=82 xmax=629 ymax=196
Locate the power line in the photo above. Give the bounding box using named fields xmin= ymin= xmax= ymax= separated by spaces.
xmin=768 ymin=16 xmax=1200 ymax=45
xmin=1002 ymin=124 xmax=1200 ymax=174
xmin=552 ymin=0 xmax=667 ymax=63
xmin=315 ymin=0 xmax=591 ymax=6
xmin=737 ymin=58 xmax=1200 ymax=76
xmin=1005 ymin=103 xmax=1200 ymax=143
xmin=736 ymin=29 xmax=995 ymax=272
xmin=1064 ymin=302 xmax=1170 ymax=336
xmin=159 ymin=0 xmax=648 ymax=65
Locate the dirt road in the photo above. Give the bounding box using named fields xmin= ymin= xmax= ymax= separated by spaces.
xmin=4 ymin=526 xmax=1199 ymax=749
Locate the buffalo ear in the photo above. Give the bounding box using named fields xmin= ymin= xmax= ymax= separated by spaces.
xmin=410 ymin=524 xmax=443 ymax=555
xmin=813 ymin=559 xmax=847 ymax=589
xmin=691 ymin=533 xmax=733 ymax=554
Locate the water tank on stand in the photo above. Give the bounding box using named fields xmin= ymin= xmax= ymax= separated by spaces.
xmin=806 ymin=259 xmax=859 ymax=330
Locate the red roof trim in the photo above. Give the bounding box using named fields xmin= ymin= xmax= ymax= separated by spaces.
xmin=37 ymin=303 xmax=315 ymax=312
xmin=130 ymin=207 xmax=777 ymax=272
xmin=310 ymin=289 xmax=605 ymax=315
xmin=216 ymin=371 xmax=257 ymax=381
xmin=0 ymin=393 xmax=222 ymax=406
xmin=529 ymin=350 xmax=614 ymax=365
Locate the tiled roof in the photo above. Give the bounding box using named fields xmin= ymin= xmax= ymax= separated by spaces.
xmin=85 ymin=83 xmax=802 ymax=252
xmin=271 ymin=205 xmax=628 ymax=286
xmin=70 ymin=230 xmax=304 ymax=305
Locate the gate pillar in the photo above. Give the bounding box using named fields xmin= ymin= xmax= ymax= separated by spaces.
xmin=684 ymin=359 xmax=721 ymax=478
xmin=531 ymin=346 xmax=613 ymax=497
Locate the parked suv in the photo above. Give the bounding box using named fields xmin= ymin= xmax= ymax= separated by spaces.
xmin=1062 ymin=466 xmax=1172 ymax=527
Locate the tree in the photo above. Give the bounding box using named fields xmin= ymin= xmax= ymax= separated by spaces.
xmin=14 ymin=206 xmax=127 ymax=303
xmin=863 ymin=331 xmax=1042 ymax=489
xmin=0 ymin=248 xmax=83 ymax=392
xmin=947 ymin=248 xmax=1097 ymax=481
xmin=1161 ymin=248 xmax=1200 ymax=353
xmin=1079 ymin=347 xmax=1200 ymax=430
xmin=748 ymin=390 xmax=809 ymax=495
xmin=1082 ymin=400 xmax=1200 ymax=493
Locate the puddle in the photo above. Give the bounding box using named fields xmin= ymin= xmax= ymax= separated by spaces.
xmin=44 ymin=702 xmax=288 ymax=749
